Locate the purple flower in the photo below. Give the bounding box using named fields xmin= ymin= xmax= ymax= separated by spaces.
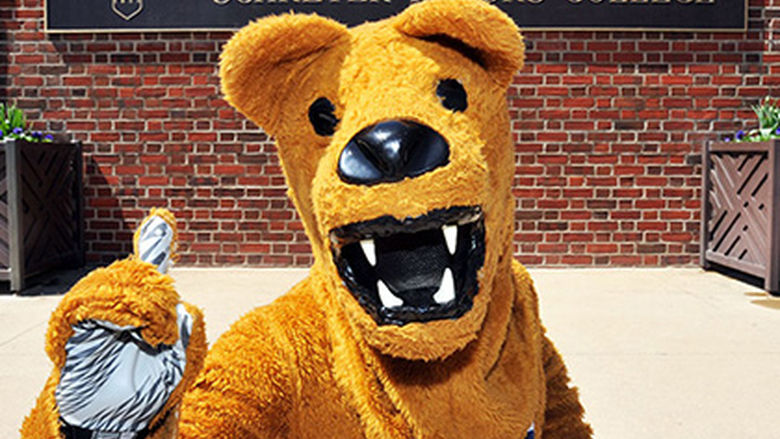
xmin=44 ymin=134 xmax=53 ymax=141
xmin=0 ymin=129 xmax=3 ymax=137
xmin=724 ymin=137 xmax=731 ymax=142
xmin=12 ymin=127 xmax=23 ymax=135
xmin=31 ymin=131 xmax=42 ymax=139
xmin=736 ymin=130 xmax=745 ymax=140
xmin=776 ymin=127 xmax=780 ymax=135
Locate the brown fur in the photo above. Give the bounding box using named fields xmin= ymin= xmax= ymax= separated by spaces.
xmin=22 ymin=1 xmax=591 ymax=438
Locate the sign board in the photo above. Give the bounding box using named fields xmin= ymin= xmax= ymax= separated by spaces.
xmin=45 ymin=0 xmax=747 ymax=33
xmin=45 ymin=0 xmax=412 ymax=32
xmin=493 ymin=0 xmax=747 ymax=32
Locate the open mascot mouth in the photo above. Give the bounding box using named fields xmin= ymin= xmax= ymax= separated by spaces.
xmin=330 ymin=206 xmax=485 ymax=326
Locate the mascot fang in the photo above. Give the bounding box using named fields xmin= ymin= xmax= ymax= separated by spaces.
xmin=22 ymin=1 xmax=592 ymax=438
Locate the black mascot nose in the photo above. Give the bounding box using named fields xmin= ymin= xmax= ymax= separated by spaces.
xmin=337 ymin=120 xmax=450 ymax=186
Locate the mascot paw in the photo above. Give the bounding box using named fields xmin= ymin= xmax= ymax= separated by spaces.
xmin=21 ymin=209 xmax=206 ymax=439
xmin=47 ymin=208 xmax=182 ymax=359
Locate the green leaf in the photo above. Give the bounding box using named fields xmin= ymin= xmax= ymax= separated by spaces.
xmin=751 ymin=97 xmax=780 ymax=131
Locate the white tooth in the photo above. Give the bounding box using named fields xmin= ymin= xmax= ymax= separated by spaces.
xmin=360 ymin=239 xmax=376 ymax=266
xmin=443 ymin=225 xmax=458 ymax=255
xmin=377 ymin=280 xmax=404 ymax=308
xmin=433 ymin=268 xmax=456 ymax=305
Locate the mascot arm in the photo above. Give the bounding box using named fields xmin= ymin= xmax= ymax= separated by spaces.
xmin=21 ymin=210 xmax=207 ymax=439
xmin=541 ymin=334 xmax=593 ymax=439
xmin=20 ymin=258 xmax=207 ymax=439
xmin=513 ymin=261 xmax=592 ymax=438
xmin=178 ymin=308 xmax=295 ymax=438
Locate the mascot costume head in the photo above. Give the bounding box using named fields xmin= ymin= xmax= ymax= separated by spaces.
xmin=220 ymin=0 xmax=523 ymax=362
xmin=22 ymin=1 xmax=592 ymax=438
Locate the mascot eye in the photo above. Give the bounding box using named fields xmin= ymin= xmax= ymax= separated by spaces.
xmin=308 ymin=97 xmax=339 ymax=136
xmin=436 ymin=79 xmax=468 ymax=112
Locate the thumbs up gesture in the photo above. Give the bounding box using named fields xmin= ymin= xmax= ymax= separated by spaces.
xmin=21 ymin=209 xmax=206 ymax=439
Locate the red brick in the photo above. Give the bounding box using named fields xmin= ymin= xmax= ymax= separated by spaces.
xmin=9 ymin=4 xmax=773 ymax=267
xmin=561 ymin=255 xmax=593 ymax=265
xmin=138 ymin=176 xmax=169 ymax=185
xmin=115 ymin=166 xmax=145 ymax=175
xmin=240 ymin=244 xmax=271 ymax=253
xmin=661 ymin=233 xmax=694 ymax=242
xmin=610 ymin=255 xmax=642 ymax=265
xmin=563 ymin=233 xmax=594 ymax=243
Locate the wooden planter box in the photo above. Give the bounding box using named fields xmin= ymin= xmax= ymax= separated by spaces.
xmin=0 ymin=140 xmax=85 ymax=292
xmin=701 ymin=140 xmax=780 ymax=295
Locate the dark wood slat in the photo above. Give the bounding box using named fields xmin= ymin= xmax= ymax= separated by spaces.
xmin=706 ymin=250 xmax=765 ymax=278
xmin=0 ymin=140 xmax=84 ymax=292
xmin=7 ymin=141 xmax=24 ymax=291
xmin=709 ymin=141 xmax=771 ymax=153
xmin=700 ymin=142 xmax=711 ymax=268
xmin=768 ymin=142 xmax=780 ymax=294
xmin=703 ymin=140 xmax=780 ymax=295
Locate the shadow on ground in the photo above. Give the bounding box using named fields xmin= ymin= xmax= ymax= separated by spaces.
xmin=0 ymin=265 xmax=98 ymax=297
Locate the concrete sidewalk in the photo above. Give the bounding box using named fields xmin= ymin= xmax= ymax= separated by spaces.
xmin=1 ymin=268 xmax=778 ymax=438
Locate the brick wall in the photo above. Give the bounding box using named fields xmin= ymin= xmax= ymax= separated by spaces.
xmin=2 ymin=0 xmax=778 ymax=267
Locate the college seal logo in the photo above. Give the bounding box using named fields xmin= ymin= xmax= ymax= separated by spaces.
xmin=112 ymin=0 xmax=143 ymax=21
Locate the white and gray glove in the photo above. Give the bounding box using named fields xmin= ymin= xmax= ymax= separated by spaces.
xmin=55 ymin=304 xmax=192 ymax=437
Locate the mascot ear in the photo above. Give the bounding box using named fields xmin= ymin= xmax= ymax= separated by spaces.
xmin=394 ymin=0 xmax=524 ymax=87
xmin=219 ymin=14 xmax=350 ymax=134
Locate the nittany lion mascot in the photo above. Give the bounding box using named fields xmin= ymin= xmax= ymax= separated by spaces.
xmin=21 ymin=1 xmax=592 ymax=437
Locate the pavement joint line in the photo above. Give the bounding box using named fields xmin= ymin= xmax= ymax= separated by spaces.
xmin=0 ymin=321 xmax=47 ymax=348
